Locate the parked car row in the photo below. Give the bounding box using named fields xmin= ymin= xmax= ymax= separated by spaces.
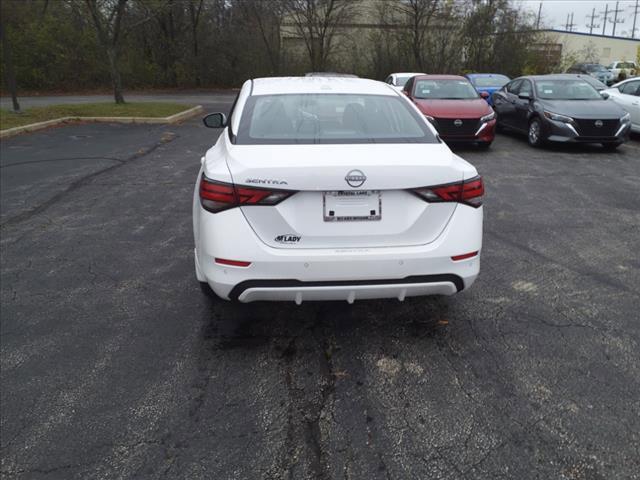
xmin=566 ymin=61 xmax=638 ymax=85
xmin=194 ymin=71 xmax=637 ymax=303
xmin=387 ymin=71 xmax=636 ymax=150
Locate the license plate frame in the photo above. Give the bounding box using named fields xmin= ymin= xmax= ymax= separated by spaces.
xmin=323 ymin=190 xmax=382 ymax=222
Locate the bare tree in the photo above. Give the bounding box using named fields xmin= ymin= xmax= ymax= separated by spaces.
xmin=188 ymin=0 xmax=204 ymax=84
xmin=0 ymin=14 xmax=21 ymax=112
xmin=237 ymin=0 xmax=285 ymax=74
xmin=391 ymin=0 xmax=440 ymax=72
xmin=82 ymin=0 xmax=129 ymax=103
xmin=284 ymin=0 xmax=354 ymax=72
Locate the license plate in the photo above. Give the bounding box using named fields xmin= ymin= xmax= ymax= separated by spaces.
xmin=323 ymin=191 xmax=381 ymax=222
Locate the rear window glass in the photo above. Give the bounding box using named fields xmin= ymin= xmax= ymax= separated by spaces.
xmin=236 ymin=94 xmax=438 ymax=145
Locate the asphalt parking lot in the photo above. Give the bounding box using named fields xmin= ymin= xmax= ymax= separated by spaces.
xmin=1 ymin=94 xmax=639 ymax=480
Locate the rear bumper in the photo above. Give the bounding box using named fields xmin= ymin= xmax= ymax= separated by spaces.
xmin=229 ymin=275 xmax=463 ymax=303
xmin=195 ymin=203 xmax=482 ymax=303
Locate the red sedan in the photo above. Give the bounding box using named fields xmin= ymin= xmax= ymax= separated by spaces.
xmin=403 ymin=74 xmax=496 ymax=148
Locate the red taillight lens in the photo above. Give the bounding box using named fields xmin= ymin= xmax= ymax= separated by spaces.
xmin=459 ymin=177 xmax=484 ymax=207
xmin=215 ymin=258 xmax=251 ymax=267
xmin=451 ymin=251 xmax=479 ymax=261
xmin=200 ymin=177 xmax=236 ymax=213
xmin=199 ymin=174 xmax=295 ymax=213
xmin=412 ymin=176 xmax=483 ymax=208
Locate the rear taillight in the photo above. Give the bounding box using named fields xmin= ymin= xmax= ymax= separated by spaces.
xmin=411 ymin=176 xmax=484 ymax=208
xmin=199 ymin=174 xmax=296 ymax=213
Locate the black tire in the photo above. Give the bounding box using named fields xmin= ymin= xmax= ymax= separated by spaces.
xmin=527 ymin=118 xmax=545 ymax=147
xmin=477 ymin=141 xmax=492 ymax=149
xmin=602 ymin=143 xmax=620 ymax=152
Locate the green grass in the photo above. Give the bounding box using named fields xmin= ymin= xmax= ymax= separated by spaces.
xmin=0 ymin=102 xmax=193 ymax=130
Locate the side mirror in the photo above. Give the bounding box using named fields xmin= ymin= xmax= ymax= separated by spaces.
xmin=203 ymin=112 xmax=227 ymax=128
xmin=601 ymin=92 xmax=610 ymax=100
xmin=480 ymin=91 xmax=490 ymax=99
xmin=518 ymin=92 xmax=531 ymax=100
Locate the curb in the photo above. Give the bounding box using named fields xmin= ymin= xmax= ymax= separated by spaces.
xmin=0 ymin=105 xmax=204 ymax=139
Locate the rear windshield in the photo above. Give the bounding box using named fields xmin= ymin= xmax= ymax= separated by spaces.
xmin=236 ymin=94 xmax=438 ymax=145
xmin=414 ymin=79 xmax=479 ymax=99
xmin=534 ymin=80 xmax=602 ymax=100
xmin=470 ymin=75 xmax=510 ymax=88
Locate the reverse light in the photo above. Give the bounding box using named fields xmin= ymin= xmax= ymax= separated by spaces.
xmin=451 ymin=251 xmax=479 ymax=261
xmin=411 ymin=176 xmax=484 ymax=208
xmin=199 ymin=174 xmax=296 ymax=213
xmin=215 ymin=258 xmax=251 ymax=267
xmin=544 ymin=111 xmax=574 ymax=123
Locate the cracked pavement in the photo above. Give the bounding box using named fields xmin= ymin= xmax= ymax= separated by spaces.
xmin=1 ymin=94 xmax=639 ymax=479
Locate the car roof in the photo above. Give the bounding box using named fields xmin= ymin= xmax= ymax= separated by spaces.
xmin=554 ymin=73 xmax=605 ymax=83
xmin=391 ymin=72 xmax=426 ymax=76
xmin=412 ymin=74 xmax=468 ymax=81
xmin=251 ymin=76 xmax=396 ymax=96
xmin=613 ymin=77 xmax=640 ymax=86
xmin=466 ymin=73 xmax=508 ymax=77
xmin=518 ymin=74 xmax=602 ymax=82
xmin=305 ymin=72 xmax=358 ymax=78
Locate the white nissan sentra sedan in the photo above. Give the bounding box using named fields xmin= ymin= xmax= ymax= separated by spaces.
xmin=193 ymin=76 xmax=483 ymax=303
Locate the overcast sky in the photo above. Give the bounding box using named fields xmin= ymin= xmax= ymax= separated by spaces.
xmin=516 ymin=0 xmax=640 ymax=38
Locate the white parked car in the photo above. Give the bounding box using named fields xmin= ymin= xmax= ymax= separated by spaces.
xmin=603 ymin=78 xmax=640 ymax=133
xmin=193 ymin=77 xmax=483 ymax=303
xmin=606 ymin=61 xmax=638 ymax=82
xmin=384 ymin=72 xmax=426 ymax=91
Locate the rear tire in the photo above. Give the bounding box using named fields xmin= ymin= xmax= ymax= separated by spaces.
xmin=527 ymin=118 xmax=544 ymax=148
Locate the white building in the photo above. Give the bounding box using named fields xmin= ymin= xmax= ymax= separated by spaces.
xmin=539 ymin=29 xmax=640 ymax=67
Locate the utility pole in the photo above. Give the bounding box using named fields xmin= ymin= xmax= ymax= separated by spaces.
xmin=565 ymin=12 xmax=576 ymax=32
xmin=536 ymin=1 xmax=542 ymax=30
xmin=630 ymin=0 xmax=640 ymax=38
xmin=586 ymin=8 xmax=600 ymax=35
xmin=609 ymin=1 xmax=625 ymax=37
xmin=601 ymin=4 xmax=609 ymax=35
